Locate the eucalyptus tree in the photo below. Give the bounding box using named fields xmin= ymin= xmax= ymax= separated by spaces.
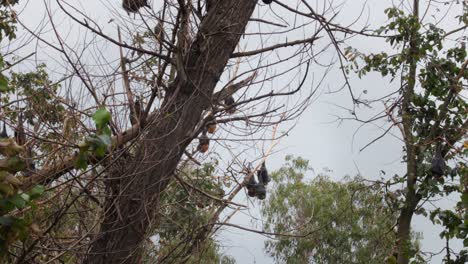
xmin=261 ymin=156 xmax=417 ymax=264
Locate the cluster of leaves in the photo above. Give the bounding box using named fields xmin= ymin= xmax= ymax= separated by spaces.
xmin=346 ymin=5 xmax=467 ymax=262
xmin=261 ymin=156 xmax=417 ymax=264
xmin=75 ymin=108 xmax=112 ymax=170
xmin=0 ymin=138 xmax=44 ymax=256
xmin=6 ymin=65 xmax=66 ymax=124
xmin=0 ymin=0 xmax=17 ymax=41
xmin=0 ymin=0 xmax=19 ymax=93
xmin=0 ymin=0 xmax=47 ymax=258
xmin=1 ymin=65 xmax=76 ymax=176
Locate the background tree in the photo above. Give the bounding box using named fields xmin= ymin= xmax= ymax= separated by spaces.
xmin=143 ymin=162 xmax=235 ymax=263
xmin=261 ymin=156 xmax=419 ymax=264
xmin=345 ymin=1 xmax=467 ymax=263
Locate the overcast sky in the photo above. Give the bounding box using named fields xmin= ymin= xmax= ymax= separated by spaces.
xmin=7 ymin=0 xmax=465 ymax=263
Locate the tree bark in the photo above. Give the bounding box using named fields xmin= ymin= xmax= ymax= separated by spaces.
xmin=83 ymin=1 xmax=258 ymax=263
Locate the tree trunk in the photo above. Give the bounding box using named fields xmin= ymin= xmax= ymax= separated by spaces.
xmin=83 ymin=1 xmax=258 ymax=263
xmin=396 ymin=1 xmax=419 ymax=263
xmin=396 ymin=192 xmax=418 ymax=264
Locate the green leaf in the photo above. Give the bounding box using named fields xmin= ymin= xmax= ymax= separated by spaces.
xmin=102 ymin=126 xmax=111 ymax=136
xmin=0 ymin=216 xmax=15 ymax=227
xmin=0 ymin=74 xmax=8 ymax=92
xmin=20 ymin=193 xmax=30 ymax=202
xmin=28 ymin=185 xmax=45 ymax=200
xmin=92 ymin=108 xmax=111 ymax=130
xmin=0 ymin=198 xmax=15 ymax=213
xmin=74 ymin=152 xmax=89 ymax=170
xmin=9 ymin=194 xmax=27 ymax=209
xmin=462 ymin=192 xmax=468 ymax=208
xmin=94 ymin=144 xmax=107 ymax=158
xmin=85 ymin=135 xmax=102 ymax=146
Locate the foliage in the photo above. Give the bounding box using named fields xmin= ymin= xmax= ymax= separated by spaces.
xmin=0 ymin=0 xmax=48 ymax=258
xmin=261 ymin=156 xmax=416 ymax=264
xmin=345 ymin=2 xmax=467 ymax=262
xmin=143 ymin=161 xmax=234 ymax=263
xmin=75 ymin=108 xmax=112 ymax=170
xmin=0 ymin=138 xmax=45 ymax=257
xmin=6 ymin=64 xmax=65 ymax=123
xmin=0 ymin=0 xmax=18 ymax=93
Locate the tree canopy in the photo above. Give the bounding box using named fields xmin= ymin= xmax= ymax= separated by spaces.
xmin=261 ymin=156 xmax=420 ymax=263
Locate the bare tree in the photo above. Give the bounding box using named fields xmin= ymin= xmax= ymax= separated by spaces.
xmin=0 ymin=0 xmax=367 ymax=263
